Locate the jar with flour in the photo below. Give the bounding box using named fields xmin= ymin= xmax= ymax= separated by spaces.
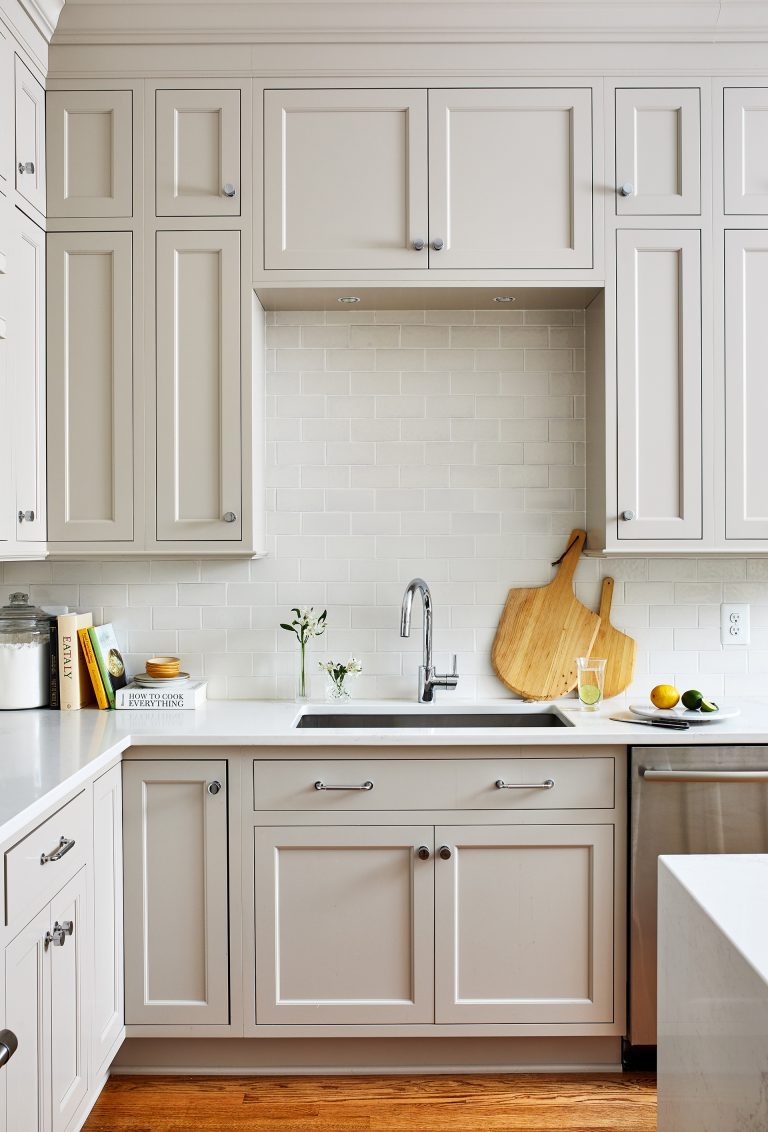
xmin=0 ymin=593 xmax=51 ymax=709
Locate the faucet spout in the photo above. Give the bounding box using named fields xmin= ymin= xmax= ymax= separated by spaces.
xmin=400 ymin=578 xmax=457 ymax=704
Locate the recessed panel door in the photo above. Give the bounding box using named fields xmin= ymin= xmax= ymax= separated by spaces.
xmin=615 ymin=88 xmax=701 ymax=215
xmin=47 ymin=90 xmax=133 ymax=218
xmin=724 ymin=88 xmax=768 ymax=213
xmin=92 ymin=764 xmax=124 ymax=1076
xmin=4 ymin=905 xmax=48 ymax=1132
xmin=156 ymin=89 xmax=240 ymax=216
xmin=14 ymin=56 xmax=45 ymax=217
xmin=49 ymin=870 xmax=87 ymax=1132
xmin=13 ymin=210 xmax=46 ymax=542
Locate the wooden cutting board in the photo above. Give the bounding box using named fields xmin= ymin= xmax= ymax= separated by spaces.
xmin=591 ymin=576 xmax=636 ymax=699
xmin=491 ymin=529 xmax=601 ymax=699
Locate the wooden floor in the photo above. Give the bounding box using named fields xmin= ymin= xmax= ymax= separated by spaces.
xmin=83 ymin=1072 xmax=657 ymax=1131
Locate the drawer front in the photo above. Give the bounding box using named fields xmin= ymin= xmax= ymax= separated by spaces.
xmin=5 ymin=790 xmax=89 ymax=926
xmin=253 ymin=758 xmax=614 ymax=812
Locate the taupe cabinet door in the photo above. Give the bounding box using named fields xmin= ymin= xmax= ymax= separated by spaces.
xmin=91 ymin=764 xmax=124 ymax=1077
xmin=428 ymin=87 xmax=593 ymax=269
xmin=47 ymin=232 xmax=134 ymax=542
xmin=47 ymin=90 xmax=133 ymax=218
xmin=616 ymin=229 xmax=702 ymax=540
xmin=4 ymin=904 xmax=48 ymax=1132
xmin=123 ymin=760 xmax=229 ymax=1025
xmin=724 ymin=88 xmax=768 ymax=213
xmin=12 ymin=210 xmax=46 ymax=543
xmin=49 ymin=870 xmax=88 ymax=1132
xmin=155 ymin=89 xmax=240 ymax=216
xmin=155 ymin=230 xmax=242 ymax=542
xmin=14 ymin=56 xmax=45 ymax=217
xmin=264 ymin=89 xmax=429 ymax=271
xmin=434 ymin=825 xmax=614 ymax=1024
xmin=254 ymin=826 xmax=435 ymax=1024
xmin=615 ymin=88 xmax=701 ymax=215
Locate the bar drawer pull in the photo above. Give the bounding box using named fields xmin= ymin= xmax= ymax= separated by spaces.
xmin=495 ymin=779 xmax=555 ymax=790
xmin=641 ymin=768 xmax=768 ymax=783
xmin=40 ymin=836 xmax=75 ymax=865
xmin=314 ymin=780 xmax=373 ymax=792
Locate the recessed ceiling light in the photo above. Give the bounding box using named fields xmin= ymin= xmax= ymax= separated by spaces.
xmin=492 ymin=295 xmax=516 ymax=303
xmin=337 ymin=296 xmax=361 ymax=304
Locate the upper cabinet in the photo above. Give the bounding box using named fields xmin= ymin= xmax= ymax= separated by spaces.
xmin=615 ymin=88 xmax=701 ymax=215
xmin=0 ymin=32 xmax=11 ymax=190
xmin=156 ymin=88 xmax=240 ymax=216
xmin=14 ymin=57 xmax=45 ymax=219
xmin=47 ymin=90 xmax=133 ymax=218
xmin=263 ymin=86 xmax=593 ymax=273
xmin=12 ymin=211 xmax=46 ymax=544
xmin=724 ymin=88 xmax=768 ymax=213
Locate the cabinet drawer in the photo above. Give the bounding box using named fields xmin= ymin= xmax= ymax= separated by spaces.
xmin=253 ymin=757 xmax=614 ymax=812
xmin=4 ymin=790 xmax=89 ymax=926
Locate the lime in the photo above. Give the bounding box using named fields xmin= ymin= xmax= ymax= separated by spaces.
xmin=681 ymin=689 xmax=703 ymax=710
xmin=700 ymin=698 xmax=719 ymax=713
xmin=579 ymin=684 xmax=602 ymax=705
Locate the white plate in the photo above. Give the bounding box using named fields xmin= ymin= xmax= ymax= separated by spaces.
xmin=133 ymin=672 xmax=190 ymax=687
xmin=629 ymin=702 xmax=740 ymax=723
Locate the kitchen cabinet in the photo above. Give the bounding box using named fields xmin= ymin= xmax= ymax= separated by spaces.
xmin=155 ymin=230 xmax=242 ymax=543
xmin=615 ymin=88 xmax=701 ymax=215
xmin=47 ymin=90 xmax=133 ymax=218
xmin=254 ymin=826 xmax=435 ymax=1025
xmin=0 ymin=203 xmax=9 ymax=546
xmin=724 ymin=88 xmax=768 ymax=213
xmin=47 ymin=232 xmax=134 ymax=543
xmin=155 ymin=89 xmax=240 ymax=216
xmin=263 ymin=86 xmax=593 ymax=273
xmin=14 ymin=56 xmax=45 ymax=219
xmin=91 ymin=765 xmax=124 ymax=1079
xmin=434 ymin=824 xmax=614 ymax=1024
xmin=4 ymin=869 xmax=87 ymax=1132
xmin=0 ymin=32 xmax=11 ymax=191
xmin=615 ymin=229 xmax=702 ymax=541
xmin=12 ymin=209 xmax=46 ymax=544
xmin=123 ymin=760 xmax=229 ymax=1025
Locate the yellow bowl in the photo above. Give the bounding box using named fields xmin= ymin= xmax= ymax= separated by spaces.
xmin=146 ymin=656 xmax=181 ymax=678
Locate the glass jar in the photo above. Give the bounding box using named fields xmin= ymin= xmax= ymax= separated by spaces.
xmin=0 ymin=592 xmax=52 ymax=709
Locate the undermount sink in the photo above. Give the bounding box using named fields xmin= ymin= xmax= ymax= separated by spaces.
xmin=295 ymin=710 xmax=569 ymax=729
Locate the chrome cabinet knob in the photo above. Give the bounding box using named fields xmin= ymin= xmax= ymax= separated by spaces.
xmin=438 ymin=845 xmax=452 ymax=860
xmin=223 ymin=511 xmax=237 ymax=523
xmin=45 ymin=920 xmax=73 ymax=950
xmin=0 ymin=1030 xmax=18 ymax=1069
xmin=17 ymin=510 xmax=34 ymax=523
xmin=412 ymin=238 xmax=426 ymax=251
xmin=619 ymin=182 xmax=634 ymax=197
xmin=223 ymin=183 xmax=237 ymax=198
xmin=621 ymin=509 xmax=636 ymax=521
xmin=207 ymin=780 xmax=222 ymax=796
xmin=416 ymin=845 xmax=430 ymax=860
xmin=18 ymin=161 xmax=34 ymax=175
xmin=432 ymin=238 xmax=445 ymax=251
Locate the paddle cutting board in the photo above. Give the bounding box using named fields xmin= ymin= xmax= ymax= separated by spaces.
xmin=491 ymin=529 xmax=601 ymax=699
xmin=591 ymin=576 xmax=636 ymax=699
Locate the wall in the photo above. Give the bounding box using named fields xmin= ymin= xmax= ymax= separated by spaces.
xmin=1 ymin=307 xmax=765 ymax=702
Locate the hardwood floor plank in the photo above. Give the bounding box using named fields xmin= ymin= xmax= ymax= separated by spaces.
xmin=83 ymin=1072 xmax=657 ymax=1132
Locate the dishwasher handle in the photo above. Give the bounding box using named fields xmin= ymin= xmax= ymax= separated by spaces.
xmin=640 ymin=767 xmax=768 ymax=783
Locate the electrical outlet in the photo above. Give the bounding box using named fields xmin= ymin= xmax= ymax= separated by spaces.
xmin=720 ymin=603 xmax=750 ymax=645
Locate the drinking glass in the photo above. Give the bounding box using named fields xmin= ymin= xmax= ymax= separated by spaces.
xmin=576 ymin=657 xmax=606 ymax=711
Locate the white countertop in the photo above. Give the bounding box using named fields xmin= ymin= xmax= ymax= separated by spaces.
xmin=1 ymin=695 xmax=767 ymax=845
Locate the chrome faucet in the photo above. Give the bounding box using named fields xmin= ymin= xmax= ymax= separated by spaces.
xmin=400 ymin=578 xmax=459 ymax=703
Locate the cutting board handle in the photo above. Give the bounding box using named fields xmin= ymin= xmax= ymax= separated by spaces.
xmin=551 ymin=529 xmax=587 ymax=591
xmin=599 ymin=576 xmax=614 ymax=619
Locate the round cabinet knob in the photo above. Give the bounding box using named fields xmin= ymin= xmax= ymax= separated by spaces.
xmin=223 ymin=511 xmax=237 ymax=523
xmin=412 ymin=238 xmax=426 ymax=251
xmin=438 ymin=845 xmax=452 ymax=860
xmin=17 ymin=510 xmax=34 ymax=523
xmin=416 ymin=845 xmax=430 ymax=860
xmin=18 ymin=161 xmax=34 ymax=175
xmin=223 ymin=183 xmax=237 ymax=198
xmin=0 ymin=1030 xmax=18 ymax=1069
xmin=207 ymin=780 xmax=223 ymax=796
xmin=621 ymin=510 xmax=636 ymax=522
xmin=432 ymin=238 xmax=445 ymax=251
xmin=619 ymin=182 xmax=634 ymax=197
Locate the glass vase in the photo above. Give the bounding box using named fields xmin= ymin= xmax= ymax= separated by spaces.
xmin=295 ymin=644 xmax=309 ymax=703
xmin=325 ymin=679 xmax=350 ymax=704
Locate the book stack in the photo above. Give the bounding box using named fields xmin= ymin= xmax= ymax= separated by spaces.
xmin=53 ymin=615 xmax=128 ymax=711
xmin=116 ymin=679 xmax=207 ymax=710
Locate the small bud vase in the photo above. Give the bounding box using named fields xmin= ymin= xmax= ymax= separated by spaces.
xmin=325 ymin=679 xmax=351 ymax=704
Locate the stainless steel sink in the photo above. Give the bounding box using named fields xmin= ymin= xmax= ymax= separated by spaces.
xmin=295 ymin=711 xmax=569 ymax=729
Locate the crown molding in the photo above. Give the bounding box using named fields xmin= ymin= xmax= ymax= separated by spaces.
xmin=17 ymin=0 xmax=64 ymax=39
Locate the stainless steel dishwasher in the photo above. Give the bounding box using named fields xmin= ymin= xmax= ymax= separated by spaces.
xmin=628 ymin=744 xmax=768 ymax=1062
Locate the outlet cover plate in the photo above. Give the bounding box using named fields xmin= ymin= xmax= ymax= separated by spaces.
xmin=721 ymin=603 xmax=750 ymax=645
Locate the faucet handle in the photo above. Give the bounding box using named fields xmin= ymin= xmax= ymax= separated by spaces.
xmin=450 ymin=654 xmax=458 ymax=676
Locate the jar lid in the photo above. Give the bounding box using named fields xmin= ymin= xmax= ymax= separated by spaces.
xmin=0 ymin=592 xmax=54 ymax=634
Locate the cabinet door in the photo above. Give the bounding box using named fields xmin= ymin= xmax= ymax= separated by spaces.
xmin=92 ymin=765 xmax=124 ymax=1077
xmin=0 ymin=33 xmax=11 ymax=190
xmin=724 ymin=230 xmax=768 ymax=538
xmin=264 ymin=89 xmax=428 ymax=271
xmin=123 ymin=760 xmax=229 ymax=1025
xmin=14 ymin=57 xmax=45 ymax=217
xmin=156 ymin=89 xmax=240 ymax=216
xmin=0 ymin=210 xmax=9 ymax=544
xmin=12 ymin=210 xmax=46 ymax=542
xmin=4 ymin=905 xmax=49 ymax=1132
xmin=435 ymin=825 xmax=614 ymax=1024
xmin=254 ymin=826 xmax=434 ymax=1025
xmin=155 ymin=230 xmax=241 ymax=542
xmin=615 ymin=88 xmax=701 ymax=215
xmin=47 ymin=90 xmax=133 ymax=218
xmin=724 ymin=88 xmax=768 ymax=213
xmin=428 ymin=88 xmax=593 ymax=270
xmin=49 ymin=870 xmax=87 ymax=1132
xmin=616 ymin=229 xmax=702 ymax=540
xmin=47 ymin=232 xmax=134 ymax=542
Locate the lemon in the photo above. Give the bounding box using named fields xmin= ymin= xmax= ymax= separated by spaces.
xmin=650 ymin=684 xmax=680 ymax=710
xmin=579 ymin=684 xmax=602 ymax=705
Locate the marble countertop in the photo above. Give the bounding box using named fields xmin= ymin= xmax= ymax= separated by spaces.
xmin=1 ymin=695 xmax=768 ymax=845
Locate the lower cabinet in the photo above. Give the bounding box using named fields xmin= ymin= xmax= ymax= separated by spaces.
xmin=122 ymin=759 xmax=229 ymax=1025
xmin=92 ymin=765 xmax=124 ymax=1077
xmin=4 ymin=868 xmax=88 ymax=1132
